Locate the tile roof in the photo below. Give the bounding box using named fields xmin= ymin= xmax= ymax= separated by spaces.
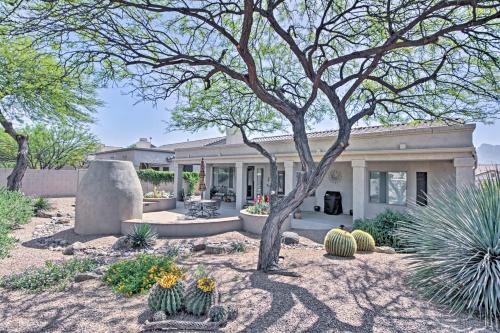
xmin=251 ymin=122 xmax=460 ymax=143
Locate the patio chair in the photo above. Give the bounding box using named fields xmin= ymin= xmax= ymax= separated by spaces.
xmin=212 ymin=198 xmax=222 ymax=216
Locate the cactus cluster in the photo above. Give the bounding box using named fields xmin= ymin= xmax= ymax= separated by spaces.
xmin=185 ymin=277 xmax=219 ymax=316
xmin=324 ymin=228 xmax=357 ymax=257
xmin=148 ymin=274 xmax=184 ymax=315
xmin=352 ymin=230 xmax=375 ymax=251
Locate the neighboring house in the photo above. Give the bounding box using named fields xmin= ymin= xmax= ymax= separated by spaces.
xmin=475 ymin=164 xmax=500 ymax=184
xmin=171 ymin=123 xmax=477 ymax=220
xmin=93 ymin=138 xmax=175 ymax=170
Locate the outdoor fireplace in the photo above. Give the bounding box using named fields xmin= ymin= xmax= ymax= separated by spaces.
xmin=324 ymin=191 xmax=342 ymax=215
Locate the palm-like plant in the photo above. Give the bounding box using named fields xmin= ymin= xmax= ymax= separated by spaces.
xmin=399 ymin=172 xmax=500 ymax=327
xmin=127 ymin=224 xmax=158 ymax=249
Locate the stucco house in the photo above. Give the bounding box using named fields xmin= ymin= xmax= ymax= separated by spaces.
xmin=171 ymin=123 xmax=476 ymax=221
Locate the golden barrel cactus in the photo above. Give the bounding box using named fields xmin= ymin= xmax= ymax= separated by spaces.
xmin=351 ymin=230 xmax=376 ymax=251
xmin=324 ymin=228 xmax=357 ymax=257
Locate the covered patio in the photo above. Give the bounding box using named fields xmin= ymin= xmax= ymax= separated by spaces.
xmin=291 ymin=211 xmax=353 ymax=230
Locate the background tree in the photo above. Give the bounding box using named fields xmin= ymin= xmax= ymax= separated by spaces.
xmin=0 ymin=36 xmax=99 ymax=190
xmin=5 ymin=0 xmax=499 ymax=272
xmin=0 ymin=124 xmax=100 ymax=169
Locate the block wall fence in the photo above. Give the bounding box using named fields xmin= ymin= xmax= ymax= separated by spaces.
xmin=0 ymin=168 xmax=173 ymax=197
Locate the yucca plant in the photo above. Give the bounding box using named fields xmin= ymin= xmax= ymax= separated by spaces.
xmin=399 ymin=172 xmax=500 ymax=328
xmin=127 ymin=224 xmax=158 ymax=249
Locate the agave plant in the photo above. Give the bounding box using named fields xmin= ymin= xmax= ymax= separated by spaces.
xmin=127 ymin=224 xmax=158 ymax=249
xmin=399 ymin=172 xmax=499 ymax=327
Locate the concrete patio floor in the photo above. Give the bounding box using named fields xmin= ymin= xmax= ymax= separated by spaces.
xmin=292 ymin=211 xmax=353 ymax=230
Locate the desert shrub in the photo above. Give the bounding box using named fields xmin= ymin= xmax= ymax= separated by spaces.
xmin=399 ymin=174 xmax=500 ymax=328
xmin=182 ymin=172 xmax=199 ymax=196
xmin=352 ymin=209 xmax=409 ymax=250
xmin=33 ymin=197 xmax=52 ymax=213
xmin=126 ymin=224 xmax=158 ymax=248
xmin=0 ymin=189 xmax=34 ymax=258
xmin=0 ymin=258 xmax=98 ymax=291
xmin=104 ymin=254 xmax=185 ymax=297
xmin=229 ymin=241 xmax=247 ymax=253
xmin=161 ymin=244 xmax=181 ymax=257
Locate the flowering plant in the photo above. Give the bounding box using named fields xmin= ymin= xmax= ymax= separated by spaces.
xmin=246 ymin=194 xmax=271 ymax=215
xmin=197 ymin=277 xmax=216 ymax=293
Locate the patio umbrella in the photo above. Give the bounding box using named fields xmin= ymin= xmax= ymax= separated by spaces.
xmin=198 ymin=158 xmax=207 ymax=197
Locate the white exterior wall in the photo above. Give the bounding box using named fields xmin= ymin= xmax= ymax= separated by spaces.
xmin=95 ymin=150 xmax=173 ymax=169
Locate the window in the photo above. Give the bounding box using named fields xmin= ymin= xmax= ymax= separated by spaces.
xmin=212 ymin=167 xmax=235 ymax=189
xmin=183 ymin=165 xmax=194 ymax=172
xmin=278 ymin=171 xmax=285 ymax=195
xmin=369 ymin=171 xmax=407 ymax=205
xmin=256 ymin=168 xmax=264 ymax=195
xmin=163 ymin=167 xmax=170 ymax=171
xmin=416 ymin=172 xmax=428 ymax=206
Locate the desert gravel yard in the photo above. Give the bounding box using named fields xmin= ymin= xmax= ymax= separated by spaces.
xmin=0 ymin=198 xmax=494 ymax=333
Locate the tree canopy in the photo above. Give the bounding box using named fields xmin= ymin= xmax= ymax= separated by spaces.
xmin=0 ymin=124 xmax=100 ymax=169
xmin=3 ymin=0 xmax=498 ymax=271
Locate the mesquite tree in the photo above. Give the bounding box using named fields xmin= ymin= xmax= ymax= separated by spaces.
xmin=4 ymin=0 xmax=499 ymax=271
xmin=0 ymin=36 xmax=98 ymax=190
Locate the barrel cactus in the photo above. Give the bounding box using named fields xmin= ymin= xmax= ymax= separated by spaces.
xmin=208 ymin=305 xmax=228 ymax=322
xmin=324 ymin=228 xmax=357 ymax=257
xmin=148 ymin=274 xmax=184 ymax=315
xmin=185 ymin=276 xmax=219 ymax=316
xmin=351 ymin=230 xmax=375 ymax=251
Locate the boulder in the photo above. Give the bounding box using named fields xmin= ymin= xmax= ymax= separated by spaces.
xmin=74 ymin=272 xmax=101 ymax=282
xmin=374 ymin=246 xmax=396 ymax=254
xmin=192 ymin=240 xmax=207 ymax=252
xmin=112 ymin=236 xmax=132 ymax=251
xmin=75 ymin=160 xmax=143 ymax=235
xmin=281 ymin=232 xmax=300 ymax=245
xmin=205 ymin=243 xmax=231 ymax=255
xmin=36 ymin=211 xmax=53 ymax=218
xmin=63 ymin=245 xmax=74 ymax=255
xmin=72 ymin=241 xmax=86 ymax=251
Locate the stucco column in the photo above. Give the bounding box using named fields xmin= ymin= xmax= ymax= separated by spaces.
xmin=454 ymin=157 xmax=475 ymax=188
xmin=205 ymin=163 xmax=212 ymax=199
xmin=352 ymin=160 xmax=367 ymax=221
xmin=172 ymin=162 xmax=183 ymax=199
xmin=235 ymin=162 xmax=244 ymax=211
xmin=284 ymin=161 xmax=294 ymax=195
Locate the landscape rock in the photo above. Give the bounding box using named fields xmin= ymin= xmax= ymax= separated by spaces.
xmin=63 ymin=245 xmax=75 ymax=255
xmin=74 ymin=272 xmax=101 ymax=282
xmin=53 ymin=216 xmax=71 ymax=224
xmin=281 ymin=232 xmax=300 ymax=245
xmin=205 ymin=243 xmax=231 ymax=255
xmin=192 ymin=241 xmax=207 ymax=252
xmin=112 ymin=236 xmax=132 ymax=251
xmin=36 ymin=211 xmax=53 ymax=218
xmin=72 ymin=241 xmax=87 ymax=251
xmin=374 ymin=246 xmax=396 ymax=254
xmin=92 ymin=266 xmax=108 ymax=276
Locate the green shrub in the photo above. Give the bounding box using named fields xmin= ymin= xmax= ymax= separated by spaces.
xmin=229 ymin=241 xmax=247 ymax=253
xmin=137 ymin=169 xmax=174 ymax=198
xmin=399 ymin=174 xmax=500 ymax=328
xmin=352 ymin=209 xmax=409 ymax=250
xmin=33 ymin=197 xmax=52 ymax=213
xmin=182 ymin=172 xmax=199 ymax=196
xmin=0 ymin=188 xmax=33 ymax=258
xmin=126 ymin=224 xmax=158 ymax=248
xmin=104 ymin=254 xmax=185 ymax=297
xmin=0 ymin=258 xmax=98 ymax=291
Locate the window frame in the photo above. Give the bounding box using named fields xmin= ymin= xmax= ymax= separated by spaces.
xmin=369 ymin=170 xmax=407 ymax=206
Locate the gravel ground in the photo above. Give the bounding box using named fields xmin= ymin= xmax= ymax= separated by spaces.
xmin=0 ymin=198 xmax=494 ymax=333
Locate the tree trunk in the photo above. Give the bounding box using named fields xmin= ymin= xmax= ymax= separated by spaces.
xmin=0 ymin=112 xmax=29 ymax=191
xmin=6 ymin=134 xmax=28 ymax=191
xmin=257 ymin=197 xmax=302 ymax=271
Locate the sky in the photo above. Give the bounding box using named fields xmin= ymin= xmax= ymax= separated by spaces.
xmin=92 ymin=88 xmax=500 ymax=148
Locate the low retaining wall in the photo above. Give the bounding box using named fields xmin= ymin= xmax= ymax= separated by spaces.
xmin=239 ymin=210 xmax=291 ymax=235
xmin=122 ymin=217 xmax=242 ymax=237
xmin=143 ymin=198 xmax=177 ymax=213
